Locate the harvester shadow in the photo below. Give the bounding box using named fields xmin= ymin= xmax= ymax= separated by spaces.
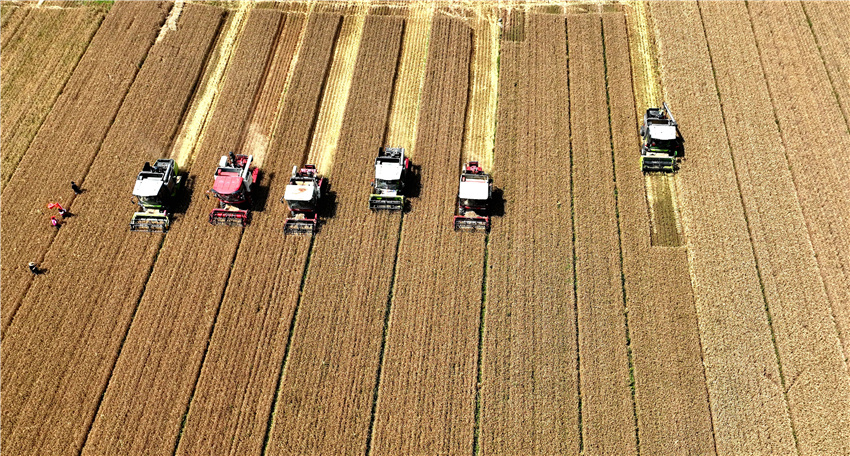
xmin=317 ymin=181 xmax=337 ymax=233
xmin=490 ymin=187 xmax=505 ymax=218
xmin=403 ymin=163 xmax=422 ymax=213
xmin=171 ymin=173 xmax=195 ymax=217
xmin=251 ymin=171 xmax=274 ymax=213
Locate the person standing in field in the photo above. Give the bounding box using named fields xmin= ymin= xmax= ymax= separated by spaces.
xmin=28 ymin=262 xmax=42 ymax=275
xmin=50 ymin=216 xmax=59 ymax=228
xmin=71 ymin=181 xmax=82 ymax=194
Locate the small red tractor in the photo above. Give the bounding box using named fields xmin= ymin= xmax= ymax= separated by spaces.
xmin=207 ymin=152 xmax=259 ymax=226
xmin=282 ymin=164 xmax=324 ymax=235
xmin=454 ymin=161 xmax=492 ymax=232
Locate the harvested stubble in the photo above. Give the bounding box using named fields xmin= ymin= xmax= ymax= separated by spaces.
xmin=0 ymin=5 xmax=222 ymax=454
xmin=650 ymin=2 xmax=797 ymax=453
xmin=0 ymin=1 xmax=169 ymax=334
xmin=602 ymin=12 xmax=715 ymax=455
xmin=704 ymin=2 xmax=850 ymax=452
xmin=369 ymin=15 xmax=483 ymax=455
xmin=747 ymin=1 xmax=850 ymax=369
xmin=567 ymin=13 xmax=636 ymax=455
xmin=480 ymin=14 xmax=579 ymax=454
xmin=80 ymin=10 xmax=288 ymax=456
xmin=0 ymin=5 xmax=105 ymax=191
xmin=175 ymin=12 xmax=341 ymax=456
xmin=385 ymin=2 xmax=434 ymax=153
xmin=264 ymin=15 xmax=404 ymax=455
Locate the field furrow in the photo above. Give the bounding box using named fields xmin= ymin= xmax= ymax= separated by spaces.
xmin=369 ymin=15 xmax=481 ymax=455
xmin=0 ymin=5 xmax=28 ymax=49
xmin=700 ymin=2 xmax=850 ymax=452
xmin=0 ymin=4 xmax=222 ymax=454
xmin=175 ymin=12 xmax=342 ymax=456
xmin=80 ymin=9 xmax=289 ymax=455
xmin=264 ymin=15 xmax=404 ymax=455
xmin=480 ymin=14 xmax=578 ymax=455
xmin=650 ymin=2 xmax=797 ymax=453
xmin=567 ymin=14 xmax=636 ymax=455
xmin=803 ymin=1 xmax=850 ymax=136
xmin=747 ymin=1 xmax=850 ymax=369
xmin=0 ymin=5 xmax=106 ymax=191
xmin=603 ymin=12 xmax=715 ymax=455
xmin=0 ymin=1 xmax=169 ymax=334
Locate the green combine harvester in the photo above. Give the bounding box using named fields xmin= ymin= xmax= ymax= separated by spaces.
xmin=130 ymin=158 xmax=182 ymax=232
xmin=639 ymin=102 xmax=684 ymax=172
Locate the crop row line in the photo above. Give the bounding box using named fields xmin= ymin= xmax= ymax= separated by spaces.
xmin=696 ymin=6 xmax=795 ymax=448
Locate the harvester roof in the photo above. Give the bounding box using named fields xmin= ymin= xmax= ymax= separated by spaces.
xmin=458 ymin=178 xmax=489 ymax=200
xmin=648 ymin=124 xmax=677 ymax=140
xmin=213 ymin=174 xmax=243 ymax=195
xmin=284 ymin=181 xmax=317 ymax=202
xmin=375 ymin=161 xmax=403 ymax=181
xmin=133 ymin=176 xmax=165 ymax=198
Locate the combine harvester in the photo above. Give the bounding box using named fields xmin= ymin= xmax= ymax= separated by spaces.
xmin=454 ymin=161 xmax=492 ymax=232
xmin=369 ymin=146 xmax=410 ymax=211
xmin=282 ymin=164 xmax=324 ymax=235
xmin=130 ymin=158 xmax=182 ymax=232
xmin=639 ymin=101 xmax=684 ymax=172
xmin=207 ymin=152 xmax=259 ymax=226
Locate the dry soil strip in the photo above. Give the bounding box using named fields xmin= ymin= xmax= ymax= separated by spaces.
xmin=79 ymin=10 xmax=288 ymax=456
xmin=385 ymin=2 xmax=434 ymax=155
xmin=747 ymin=0 xmax=850 ymax=369
xmin=368 ymin=14 xmax=482 ymax=455
xmin=567 ymin=13 xmax=637 ymax=456
xmin=0 ymin=5 xmax=221 ymax=454
xmin=306 ymin=5 xmax=366 ymax=174
xmin=173 ymin=12 xmax=339 ymax=456
xmin=479 ymin=13 xmax=579 ymax=455
xmin=706 ymin=2 xmax=850 ymax=452
xmin=650 ymin=2 xmax=798 ymax=453
xmin=0 ymin=1 xmax=169 ymax=335
xmin=602 ymin=12 xmax=716 ymax=456
xmin=263 ymin=15 xmax=405 ymax=456
xmin=461 ymin=5 xmax=499 ymax=170
xmin=0 ymin=5 xmax=106 ymax=191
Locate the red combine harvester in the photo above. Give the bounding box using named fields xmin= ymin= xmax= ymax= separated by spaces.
xmin=208 ymin=152 xmax=259 ymax=226
xmin=454 ymin=161 xmax=492 ymax=232
xmin=282 ymin=164 xmax=324 ymax=235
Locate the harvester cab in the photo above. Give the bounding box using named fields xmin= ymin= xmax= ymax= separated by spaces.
xmin=130 ymin=158 xmax=182 ymax=232
xmin=640 ymin=101 xmax=683 ymax=172
xmin=208 ymin=152 xmax=259 ymax=226
xmin=454 ymin=161 xmax=492 ymax=232
xmin=369 ymin=146 xmax=409 ymax=211
xmin=282 ymin=164 xmax=324 ymax=235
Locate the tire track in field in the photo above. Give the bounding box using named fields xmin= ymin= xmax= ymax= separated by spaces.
xmin=478 ymin=14 xmax=579 ymax=455
xmin=568 ymin=13 xmax=637 ymax=455
xmin=650 ymin=2 xmax=797 ymax=453
xmin=1 ymin=5 xmax=106 ymax=191
xmin=603 ymin=11 xmax=717 ymax=455
xmin=0 ymin=1 xmax=170 ymax=336
xmin=264 ymin=15 xmax=404 ymax=456
xmin=174 ymin=12 xmax=343 ymax=456
xmin=369 ymin=15 xmax=481 ymax=455
xmin=79 ymin=9 xmax=289 ymax=455
xmin=747 ymin=0 xmax=850 ymax=370
xmin=1 ymin=5 xmax=221 ymax=454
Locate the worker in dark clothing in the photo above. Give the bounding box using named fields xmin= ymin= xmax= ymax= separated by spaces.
xmin=28 ymin=262 xmax=42 ymax=275
xmin=71 ymin=181 xmax=82 ymax=194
